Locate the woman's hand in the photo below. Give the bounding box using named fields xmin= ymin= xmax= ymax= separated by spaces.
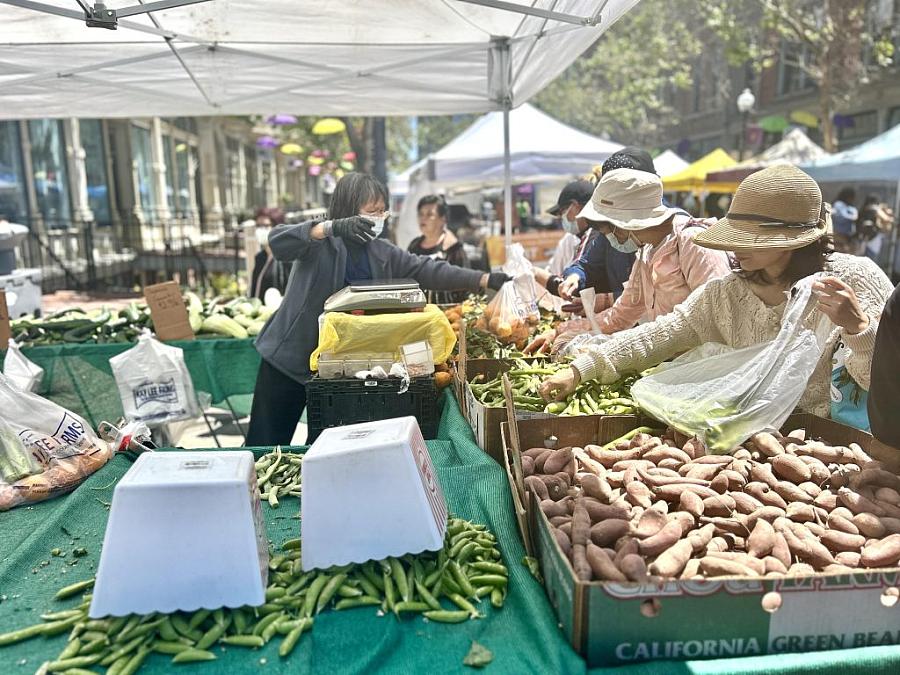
xmin=540 ymin=367 xmax=580 ymax=402
xmin=813 ymin=276 xmax=869 ymax=335
xmin=558 ymin=274 xmax=581 ymax=300
xmin=524 ymin=329 xmax=555 ymax=355
xmin=332 ymin=216 xmax=376 ymax=245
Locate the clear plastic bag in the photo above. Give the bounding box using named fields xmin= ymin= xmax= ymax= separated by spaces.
xmin=3 ymin=339 xmax=44 ymax=392
xmin=631 ymin=276 xmax=831 ymax=454
xmin=109 ymin=332 xmax=200 ymax=427
xmin=476 ymin=244 xmax=539 ymax=345
xmin=0 ymin=373 xmax=111 ymax=510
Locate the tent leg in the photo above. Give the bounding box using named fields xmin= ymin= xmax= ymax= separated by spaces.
xmin=503 ymin=103 xmax=512 ymax=250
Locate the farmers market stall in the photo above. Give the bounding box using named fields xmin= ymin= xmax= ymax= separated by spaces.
xmin=1 ymin=393 xmax=899 ymax=674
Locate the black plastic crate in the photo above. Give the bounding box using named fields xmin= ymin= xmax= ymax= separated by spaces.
xmin=306 ymin=376 xmax=440 ymax=443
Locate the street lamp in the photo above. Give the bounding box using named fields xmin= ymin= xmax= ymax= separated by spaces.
xmin=736 ymin=88 xmax=756 ymax=161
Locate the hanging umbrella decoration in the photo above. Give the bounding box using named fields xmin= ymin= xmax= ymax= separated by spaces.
xmin=308 ymin=165 xmax=322 ymax=176
xmin=342 ymin=151 xmax=356 ymax=161
xmin=280 ymin=143 xmax=303 ymax=155
xmin=267 ymin=114 xmax=298 ymax=126
xmin=758 ymin=115 xmax=789 ymax=134
xmin=312 ymin=118 xmax=346 ymax=135
xmin=289 ymin=159 xmax=304 ymax=169
xmin=789 ymin=110 xmax=818 ymax=128
xmin=307 ymin=155 xmax=325 ymax=166
xmin=256 ymin=135 xmax=279 ymax=149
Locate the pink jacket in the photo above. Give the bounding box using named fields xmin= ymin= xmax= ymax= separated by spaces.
xmin=596 ymin=216 xmax=731 ymax=333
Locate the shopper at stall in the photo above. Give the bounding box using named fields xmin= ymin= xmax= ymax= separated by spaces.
xmin=534 ymin=180 xmax=598 ymax=293
xmin=248 ymin=172 xmax=510 ymax=445
xmin=250 ymin=207 xmax=289 ymax=300
xmin=868 ymin=282 xmax=900 ymax=469
xmin=407 ymin=195 xmax=469 ymax=304
xmin=831 ymin=187 xmax=858 ymax=253
xmin=539 ymin=165 xmax=893 ymax=421
xmin=576 ymin=168 xmax=731 ymax=334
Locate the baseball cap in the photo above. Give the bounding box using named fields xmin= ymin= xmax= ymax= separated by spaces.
xmin=547 ymin=180 xmax=596 ymax=216
xmin=602 ymin=147 xmax=657 ymax=175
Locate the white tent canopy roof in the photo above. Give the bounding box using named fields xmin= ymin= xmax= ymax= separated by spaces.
xmin=0 ymin=0 xmax=640 ymax=119
xmin=653 ymin=149 xmax=688 ymax=177
xmin=419 ymin=102 xmax=621 ymax=186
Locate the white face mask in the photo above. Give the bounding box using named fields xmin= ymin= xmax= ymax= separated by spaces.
xmin=562 ymin=213 xmax=580 ymax=235
xmin=605 ymin=231 xmax=640 ymax=254
xmin=362 ymin=213 xmax=388 ymax=237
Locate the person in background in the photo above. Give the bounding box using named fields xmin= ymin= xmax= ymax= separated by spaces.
xmin=578 ymin=169 xmax=731 ymax=334
xmin=534 ymin=180 xmax=597 ymax=293
xmin=857 ymin=194 xmax=894 ymax=264
xmin=867 ymin=283 xmax=900 ymax=471
xmin=831 ymin=187 xmax=858 ymax=253
xmin=540 ymin=165 xmax=893 ymax=425
xmin=407 ymin=195 xmax=470 ymax=304
xmin=248 ymin=173 xmax=510 ymax=446
xmin=250 ymin=207 xmax=288 ymax=300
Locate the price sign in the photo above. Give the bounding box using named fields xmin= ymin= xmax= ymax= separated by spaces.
xmin=144 ymin=281 xmax=194 ymax=341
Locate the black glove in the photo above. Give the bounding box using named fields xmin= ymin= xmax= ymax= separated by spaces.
xmin=487 ymin=272 xmax=512 ymax=291
xmin=331 ymin=216 xmax=375 ymax=245
xmin=546 ymin=275 xmax=562 ymax=297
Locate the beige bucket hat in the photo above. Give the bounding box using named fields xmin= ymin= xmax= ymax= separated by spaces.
xmin=577 ymin=169 xmax=680 ymax=230
xmin=693 ymin=164 xmax=830 ymax=251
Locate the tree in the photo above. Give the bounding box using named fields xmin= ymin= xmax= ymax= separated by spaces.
xmin=705 ymin=0 xmax=895 ymax=151
xmin=532 ymin=0 xmax=703 ymax=145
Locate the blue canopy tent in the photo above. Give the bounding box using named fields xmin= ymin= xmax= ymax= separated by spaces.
xmin=802 ymin=124 xmax=900 ymax=277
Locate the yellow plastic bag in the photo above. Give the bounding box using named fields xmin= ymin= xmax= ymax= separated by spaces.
xmin=310 ymin=304 xmax=456 ymax=371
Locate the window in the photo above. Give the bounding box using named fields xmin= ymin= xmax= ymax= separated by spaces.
xmin=131 ymin=124 xmax=157 ymax=223
xmin=163 ymin=134 xmax=176 ymax=213
xmin=776 ymin=41 xmax=813 ymax=96
xmin=174 ymin=141 xmax=192 ymax=217
xmin=838 ymin=110 xmax=879 ymax=147
xmin=28 ymin=119 xmax=71 ymax=228
xmin=0 ymin=121 xmax=27 ymax=222
xmin=888 ymin=106 xmax=900 ymax=130
xmin=80 ymin=119 xmax=111 ymax=227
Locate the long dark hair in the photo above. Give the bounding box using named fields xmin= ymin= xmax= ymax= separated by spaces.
xmin=732 ymin=236 xmax=834 ymax=286
xmin=328 ymin=172 xmax=389 ymax=220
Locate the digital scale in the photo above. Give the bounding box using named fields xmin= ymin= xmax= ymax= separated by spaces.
xmin=324 ymin=280 xmax=427 ymax=314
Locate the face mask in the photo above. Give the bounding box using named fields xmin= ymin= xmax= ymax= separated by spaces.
xmin=562 ymin=214 xmax=580 ymax=235
xmin=362 ymin=214 xmax=387 ymax=237
xmin=606 ymin=231 xmax=639 ymax=254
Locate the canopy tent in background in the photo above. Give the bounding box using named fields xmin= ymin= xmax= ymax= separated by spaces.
xmin=662 ymin=148 xmax=738 ymax=193
xmin=0 ymin=0 xmax=642 ymax=245
xmin=653 ymin=149 xmax=689 ymax=177
xmin=705 ymin=128 xmax=829 ymax=191
xmin=395 ymin=103 xmax=622 ymax=246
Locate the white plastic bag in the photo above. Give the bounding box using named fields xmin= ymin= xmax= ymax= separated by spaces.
xmin=3 ymin=339 xmax=44 ymax=392
xmin=631 ymin=276 xmax=831 ymax=454
xmin=0 ymin=373 xmax=111 ymax=510
xmin=504 ymin=243 xmax=540 ymax=324
xmin=109 ymin=332 xmax=200 ymax=426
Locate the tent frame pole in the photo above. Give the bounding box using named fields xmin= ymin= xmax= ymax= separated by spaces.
xmin=503 ymin=103 xmax=512 ymax=247
xmin=455 ymin=0 xmax=603 ymax=26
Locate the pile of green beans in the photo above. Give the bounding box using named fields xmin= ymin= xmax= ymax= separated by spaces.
xmin=255 ymin=447 xmax=302 ymax=508
xmin=470 ymin=359 xmax=639 ymax=416
xmin=0 ymin=518 xmax=507 ymax=672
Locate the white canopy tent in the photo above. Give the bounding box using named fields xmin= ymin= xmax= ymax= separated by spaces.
xmin=395 ymin=103 xmax=621 ymax=245
xmin=653 ymin=149 xmax=688 ymax=177
xmin=0 ymin=0 xmax=641 ymax=243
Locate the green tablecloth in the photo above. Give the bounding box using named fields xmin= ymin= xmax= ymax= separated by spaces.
xmin=13 ymin=339 xmax=261 ymax=428
xmin=1 ymin=393 xmax=898 ymax=674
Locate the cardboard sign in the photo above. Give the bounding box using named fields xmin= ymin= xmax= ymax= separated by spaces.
xmin=144 ymin=281 xmax=194 ymax=341
xmin=0 ymin=290 xmax=10 ymax=346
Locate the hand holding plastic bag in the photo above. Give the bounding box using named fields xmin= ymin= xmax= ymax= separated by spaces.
xmin=475 ymin=244 xmax=539 ymax=344
xmin=631 ymin=276 xmax=831 ymax=453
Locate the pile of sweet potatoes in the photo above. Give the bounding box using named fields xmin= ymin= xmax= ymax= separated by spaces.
xmin=522 ymin=428 xmax=900 ymax=582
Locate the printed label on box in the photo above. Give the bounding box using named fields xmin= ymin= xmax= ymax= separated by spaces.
xmin=408 ymin=430 xmax=447 ymax=529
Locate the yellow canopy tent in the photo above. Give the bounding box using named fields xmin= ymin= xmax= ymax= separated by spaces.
xmin=662 ymin=148 xmax=738 ymax=193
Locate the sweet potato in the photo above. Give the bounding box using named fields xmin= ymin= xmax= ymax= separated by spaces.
xmin=827 ymin=512 xmax=859 ymax=535
xmin=745 ymin=482 xmax=788 ymax=509
xmin=682 ymin=438 xmax=703 ymax=459
xmin=679 ymin=491 xmax=705 ymax=519
xmin=745 ymin=505 xmax=787 ymax=530
xmin=834 ymin=551 xmax=861 ymax=567
xmin=573 ymin=543 xmax=592 ymax=581
xmin=702 ymin=493 xmax=737 ymax=517
xmin=549 ymin=515 xmax=570 ymax=527
xmin=625 ymin=481 xmax=653 ymax=509
xmin=659 ymin=458 xmax=684 ymax=472
xmin=706 ymin=551 xmax=765 ymax=575
xmin=619 ymin=553 xmax=649 ymax=581
xmin=709 ymin=472 xmax=731 ymax=494
xmin=541 ymin=499 xmax=570 ymax=519
xmin=797 ymin=456 xmax=831 ymax=485
xmin=690 ymin=455 xmax=734 ymax=466
xmin=586 ymin=542 xmax=627 ymax=581
xmin=860 ymin=534 xmax=900 ymax=568
xmin=778 ymin=521 xmax=834 ymax=568
xmin=874 ymin=487 xmax=900 ymax=506
xmin=580 ymin=474 xmax=613 ymax=503
xmin=882 ymin=517 xmax=900 ymax=535
xmin=700 ymin=556 xmax=758 ymax=577
xmin=770 ymin=532 xmax=792 ymax=569
xmin=667 ymin=511 xmax=697 ymax=536
xmin=747 ymin=518 xmax=776 ymax=558
xmin=700 ymin=516 xmax=750 ymax=537
xmin=544 ymin=447 xmax=575 ymax=475
xmin=638 ymin=521 xmax=683 ymax=557
xmin=820 ymin=530 xmax=866 ymax=553
xmin=749 ymin=463 xmax=779 ymax=489
xmin=649 ymin=539 xmax=693 ymax=577
xmin=522 ymin=455 xmax=535 ymax=477
xmin=798 ymin=481 xmax=822 ymax=499
xmin=764 ymin=556 xmax=788 ymax=574
xmin=848 ymin=443 xmax=873 ymax=466
xmin=524 ymin=476 xmax=549 ymax=501
xmin=681 ymin=559 xmax=702 ymax=579
xmin=552 ymin=527 xmax=572 ymax=557
xmin=813 ymin=490 xmax=838 ymax=511
xmin=804 ymin=522 xmax=827 ymax=538
xmin=590 ymin=519 xmax=631 ymax=547
xmin=534 ymin=449 xmax=554 ymax=473
xmin=560 ymin=521 xmax=573 ymax=537
xmin=613 ymin=459 xmax=655 ymax=473
xmin=633 ymin=508 xmax=668 ymax=539
xmin=587 ymin=446 xmax=643 ymax=468
xmin=751 ymin=432 xmax=784 ymax=457
xmin=614 ymin=537 xmax=640 ymax=560
xmin=785 ymin=502 xmax=817 ymax=523
xmin=770 ymin=453 xmax=812 ymax=483
xmin=838 ymin=487 xmax=886 ymax=517
xmin=706 ymin=536 xmax=730 ymax=553
xmin=572 ymin=498 xmax=591 ymax=546
xmin=523 ymin=447 xmax=549 ymax=459
xmin=850 ymin=468 xmax=900 ymax=493
xmin=637 ymin=468 xmax=710 ymax=487
xmin=643 ymin=445 xmax=692 ymax=466
xmin=688 ymin=523 xmax=716 ymax=553
xmin=684 ymin=464 xmax=722 ymax=481
xmin=653 ymin=483 xmax=720 ymax=502
xmin=583 ymin=499 xmax=631 ymax=524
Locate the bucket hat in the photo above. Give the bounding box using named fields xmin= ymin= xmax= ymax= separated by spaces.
xmin=577 ymin=169 xmax=679 ymax=230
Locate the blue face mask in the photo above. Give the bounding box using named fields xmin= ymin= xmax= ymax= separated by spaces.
xmin=562 ymin=214 xmax=580 ymax=235
xmin=606 ymin=231 xmax=639 ymax=254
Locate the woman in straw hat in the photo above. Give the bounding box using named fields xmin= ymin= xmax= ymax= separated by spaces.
xmin=540 ymin=165 xmax=894 ymax=421
xmin=574 ymin=168 xmax=731 ymax=333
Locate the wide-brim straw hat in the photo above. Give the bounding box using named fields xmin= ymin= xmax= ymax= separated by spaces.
xmin=693 ymin=164 xmax=830 ymax=251
xmin=577 ymin=168 xmax=680 ymax=230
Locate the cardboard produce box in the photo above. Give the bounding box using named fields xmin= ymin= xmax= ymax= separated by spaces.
xmin=508 ymin=413 xmax=900 ymax=666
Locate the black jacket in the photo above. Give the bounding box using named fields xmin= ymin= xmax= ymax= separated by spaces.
xmin=255 ymin=219 xmax=484 ymax=383
xmin=868 ymin=283 xmax=900 ymax=449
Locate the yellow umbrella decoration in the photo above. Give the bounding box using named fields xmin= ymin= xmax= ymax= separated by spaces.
xmin=280 ymin=143 xmax=303 ymax=155
xmin=307 ymin=156 xmax=325 ymax=166
xmin=312 ymin=118 xmax=346 ymax=135
xmin=789 ymin=110 xmax=818 ymax=128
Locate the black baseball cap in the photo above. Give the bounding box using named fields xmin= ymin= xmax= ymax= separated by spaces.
xmin=602 ymin=147 xmax=657 ymax=175
xmin=547 ymin=179 xmax=596 ymax=216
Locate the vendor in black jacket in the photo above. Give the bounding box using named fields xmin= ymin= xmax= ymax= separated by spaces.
xmin=247 ymin=172 xmax=509 ymax=445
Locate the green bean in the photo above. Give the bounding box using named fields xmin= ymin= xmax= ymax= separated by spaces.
xmin=119 ymin=644 xmax=151 ymax=675
xmin=448 ymin=593 xmax=480 ymax=618
xmin=170 ymin=615 xmax=202 ymax=642
xmin=286 ymin=571 xmax=313 ymax=595
xmin=172 ymin=648 xmax=217 ymax=663
xmin=221 ymin=635 xmax=265 ymax=648
xmin=40 ymin=615 xmax=82 ymax=636
xmin=414 ymin=580 xmax=442 ymax=611
xmin=266 ymin=586 xmax=286 ymax=601
xmin=79 ymin=637 xmax=109 ymax=655
xmin=45 ymin=654 xmax=103 ymax=671
xmin=187 ymin=609 xmax=211 ymax=630
xmin=268 ymin=554 xmax=287 ymax=571
xmin=393 ymin=601 xmax=431 ymax=615
xmin=423 ymin=610 xmax=470 ymax=623
xmin=474 ymin=585 xmax=494 ymax=599
xmin=158 ymin=617 xmax=179 ymax=642
xmin=195 ymin=618 xmax=229 ymax=650
xmin=383 ymin=570 xmax=396 ymax=612
xmin=389 ymin=558 xmax=409 ymax=602
xmin=40 ymin=609 xmax=84 ymax=621
xmin=456 ymin=541 xmax=479 ymax=564
xmin=232 ymin=609 xmax=248 ymax=635
xmin=60 ymin=670 xmax=98 ymax=675
xmin=467 ymin=574 xmax=508 ymax=588
xmin=58 ymin=637 xmax=82 ymax=659
xmin=153 ymin=641 xmax=193 ymax=654
xmin=54 ymin=578 xmax=95 ymax=600
xmin=278 ymin=618 xmax=311 ymax=657
xmin=334 ymin=596 xmax=381 ymax=611
xmin=336 ymin=583 xmax=363 ymax=599
xmin=303 ymin=574 xmax=329 ymax=618
xmin=268 ymin=485 xmax=280 ymax=508
xmin=355 ymin=575 xmax=380 ymax=599
xmin=450 ymin=561 xmax=475 ymax=598
xmin=100 ymin=635 xmax=145 ymax=666
xmin=471 ymin=561 xmax=508 ymax=575
xmin=316 ymin=573 xmax=347 ymax=614
xmin=281 ymin=538 xmax=302 ymax=551
xmin=491 ymin=588 xmax=506 ymax=608
xmin=251 ymin=611 xmax=282 ymax=637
